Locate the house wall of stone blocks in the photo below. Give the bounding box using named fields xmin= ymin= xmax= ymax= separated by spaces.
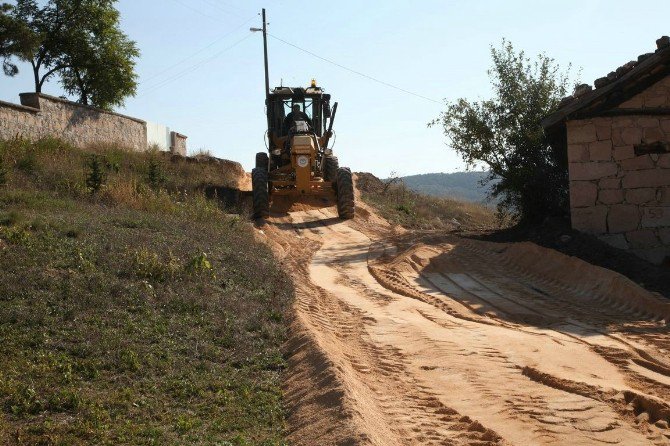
xmin=0 ymin=93 xmax=187 ymax=155
xmin=567 ymin=76 xmax=670 ymax=264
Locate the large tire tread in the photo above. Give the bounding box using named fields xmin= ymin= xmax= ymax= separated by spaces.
xmin=336 ymin=167 xmax=355 ymax=220
xmin=251 ymin=167 xmax=269 ymax=219
xmin=255 ymin=152 xmax=269 ymax=171
xmin=324 ymin=155 xmax=339 ymax=183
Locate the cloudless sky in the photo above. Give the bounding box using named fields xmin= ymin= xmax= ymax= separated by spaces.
xmin=1 ymin=0 xmax=669 ymax=177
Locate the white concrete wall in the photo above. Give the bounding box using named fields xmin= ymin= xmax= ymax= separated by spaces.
xmin=146 ymin=121 xmax=170 ymax=151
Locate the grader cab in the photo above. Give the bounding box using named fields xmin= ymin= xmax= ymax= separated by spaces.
xmin=251 ymin=81 xmax=355 ymax=219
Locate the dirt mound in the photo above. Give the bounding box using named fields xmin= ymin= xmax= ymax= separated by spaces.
xmin=353 ymin=172 xmax=385 ymax=193
xmin=479 ymin=217 xmax=670 ymax=298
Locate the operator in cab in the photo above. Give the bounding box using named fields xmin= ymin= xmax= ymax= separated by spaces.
xmin=282 ymin=103 xmax=313 ymax=135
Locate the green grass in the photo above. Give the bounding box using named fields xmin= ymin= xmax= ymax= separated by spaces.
xmin=0 ymin=138 xmax=291 ymax=445
xmin=356 ymin=173 xmax=502 ymax=231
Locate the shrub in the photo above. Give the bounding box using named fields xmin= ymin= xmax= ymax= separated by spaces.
xmin=431 ymin=40 xmax=577 ymax=222
xmin=146 ymin=158 xmax=165 ymax=190
xmin=85 ymin=154 xmax=106 ymax=193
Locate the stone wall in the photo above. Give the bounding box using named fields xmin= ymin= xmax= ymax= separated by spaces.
xmin=0 ymin=93 xmax=189 ymax=154
xmin=170 ymin=132 xmax=187 ymax=156
xmin=1 ymin=93 xmax=147 ymax=150
xmin=618 ymin=75 xmax=670 ymax=108
xmin=567 ymin=113 xmax=670 ymax=264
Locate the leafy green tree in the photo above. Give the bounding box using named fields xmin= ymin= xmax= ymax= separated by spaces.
xmin=0 ymin=3 xmax=36 ymax=76
xmin=58 ymin=3 xmax=139 ymax=109
xmin=0 ymin=0 xmax=138 ymax=109
xmin=432 ymin=40 xmax=576 ymax=222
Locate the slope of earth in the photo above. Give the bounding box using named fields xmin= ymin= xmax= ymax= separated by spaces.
xmin=258 ymin=181 xmax=670 ymax=445
xmin=0 ymin=138 xmax=289 ymax=445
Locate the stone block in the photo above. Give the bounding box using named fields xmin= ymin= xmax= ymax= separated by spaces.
xmin=570 ymin=181 xmax=598 ymax=208
xmin=661 ymin=187 xmax=670 ymax=204
xmin=659 ymin=227 xmax=670 ymax=244
xmin=620 ymin=155 xmax=655 ymax=171
xmin=599 ymin=178 xmax=621 ymax=189
xmin=621 ymin=127 xmax=643 ymax=145
xmin=598 ymin=234 xmax=629 ymax=250
xmin=613 ymin=117 xmax=635 ymax=127
xmin=589 ymin=140 xmax=612 ymax=161
xmin=613 ymin=146 xmax=635 ymax=160
xmin=644 ymin=127 xmax=664 ymax=142
xmin=569 ymin=162 xmax=618 ymax=181
xmin=618 ymin=96 xmax=644 ymax=108
xmin=625 ymin=188 xmax=657 ymax=204
xmin=571 ymin=206 xmax=608 ymax=234
xmin=657 ymin=154 xmax=670 ymax=168
xmin=638 ymin=117 xmax=660 ymax=128
xmin=611 ymin=129 xmax=625 ymax=147
xmin=598 ymin=188 xmax=624 ymax=205
xmin=567 ymin=144 xmax=589 ymax=162
xmin=645 ymin=95 xmax=667 ymax=108
xmin=641 ymin=206 xmax=670 ymax=228
xmin=595 ymin=125 xmax=612 ymax=141
xmin=567 ymin=123 xmax=597 ymax=144
xmin=626 ymin=229 xmax=660 ymax=248
xmin=661 ymin=119 xmax=670 ymax=134
xmin=607 ymin=204 xmax=640 ymax=233
xmin=622 ymin=169 xmax=670 ymax=188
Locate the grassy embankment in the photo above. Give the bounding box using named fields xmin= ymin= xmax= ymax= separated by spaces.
xmin=356 ymin=172 xmax=501 ymax=231
xmin=0 ymin=138 xmax=290 ymax=445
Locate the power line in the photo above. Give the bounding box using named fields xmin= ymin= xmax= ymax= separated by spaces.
xmin=141 ymin=15 xmax=256 ymax=85
xmin=138 ymin=33 xmax=254 ymax=97
xmin=197 ymin=0 xmax=246 ymax=19
xmin=168 ymin=0 xmax=242 ymax=23
xmin=267 ymin=33 xmax=441 ymax=104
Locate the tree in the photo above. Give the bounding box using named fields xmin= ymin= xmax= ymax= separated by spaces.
xmin=0 ymin=3 xmax=37 ymax=76
xmin=59 ymin=8 xmax=139 ymax=109
xmin=0 ymin=0 xmax=138 ymax=109
xmin=431 ymin=40 xmax=576 ymax=223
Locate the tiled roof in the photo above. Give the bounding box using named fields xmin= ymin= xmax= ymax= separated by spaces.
xmin=542 ymin=36 xmax=670 ymax=130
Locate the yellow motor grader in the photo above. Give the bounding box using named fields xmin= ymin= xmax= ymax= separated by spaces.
xmin=250 ymin=9 xmax=354 ymax=219
xmin=251 ymin=82 xmax=354 ymax=219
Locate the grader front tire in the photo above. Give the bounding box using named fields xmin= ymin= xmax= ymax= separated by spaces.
xmin=255 ymin=152 xmax=269 ymax=171
xmin=251 ymin=167 xmax=269 ymax=219
xmin=324 ymin=155 xmax=339 ymax=184
xmin=336 ymin=167 xmax=355 ymax=220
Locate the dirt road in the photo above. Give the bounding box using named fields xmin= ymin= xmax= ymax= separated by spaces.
xmin=259 ymin=201 xmax=670 ymax=445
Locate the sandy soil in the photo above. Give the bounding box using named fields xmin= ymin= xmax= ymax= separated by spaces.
xmin=256 ymin=193 xmax=670 ymax=445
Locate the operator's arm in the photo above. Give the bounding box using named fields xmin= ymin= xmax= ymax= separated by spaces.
xmin=282 ymin=113 xmax=292 ymax=135
xmin=301 ymin=112 xmax=313 ymax=128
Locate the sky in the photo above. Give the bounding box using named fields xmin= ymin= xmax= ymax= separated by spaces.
xmin=1 ymin=0 xmax=669 ymax=178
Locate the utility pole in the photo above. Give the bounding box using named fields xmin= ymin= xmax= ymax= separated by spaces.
xmin=262 ymin=8 xmax=270 ymax=100
xmin=251 ymin=10 xmax=271 ymax=129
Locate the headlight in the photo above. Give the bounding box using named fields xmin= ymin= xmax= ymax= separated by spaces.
xmin=297 ymin=155 xmax=309 ymax=168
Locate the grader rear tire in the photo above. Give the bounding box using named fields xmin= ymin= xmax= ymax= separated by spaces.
xmin=336 ymin=167 xmax=355 ymax=220
xmin=255 ymin=152 xmax=269 ymax=171
xmin=324 ymin=155 xmax=339 ymax=184
xmin=251 ymin=167 xmax=269 ymax=219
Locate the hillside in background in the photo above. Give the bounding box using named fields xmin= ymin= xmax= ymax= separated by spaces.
xmin=398 ymin=171 xmax=495 ymax=203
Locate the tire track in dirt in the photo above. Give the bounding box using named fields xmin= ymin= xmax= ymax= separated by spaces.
xmin=259 ymin=200 xmax=670 ymax=445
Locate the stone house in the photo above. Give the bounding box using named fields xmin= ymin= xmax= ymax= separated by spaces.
xmin=542 ymin=36 xmax=670 ymax=265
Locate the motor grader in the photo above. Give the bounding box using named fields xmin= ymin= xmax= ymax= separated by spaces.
xmin=251 ymin=81 xmax=355 ymax=219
